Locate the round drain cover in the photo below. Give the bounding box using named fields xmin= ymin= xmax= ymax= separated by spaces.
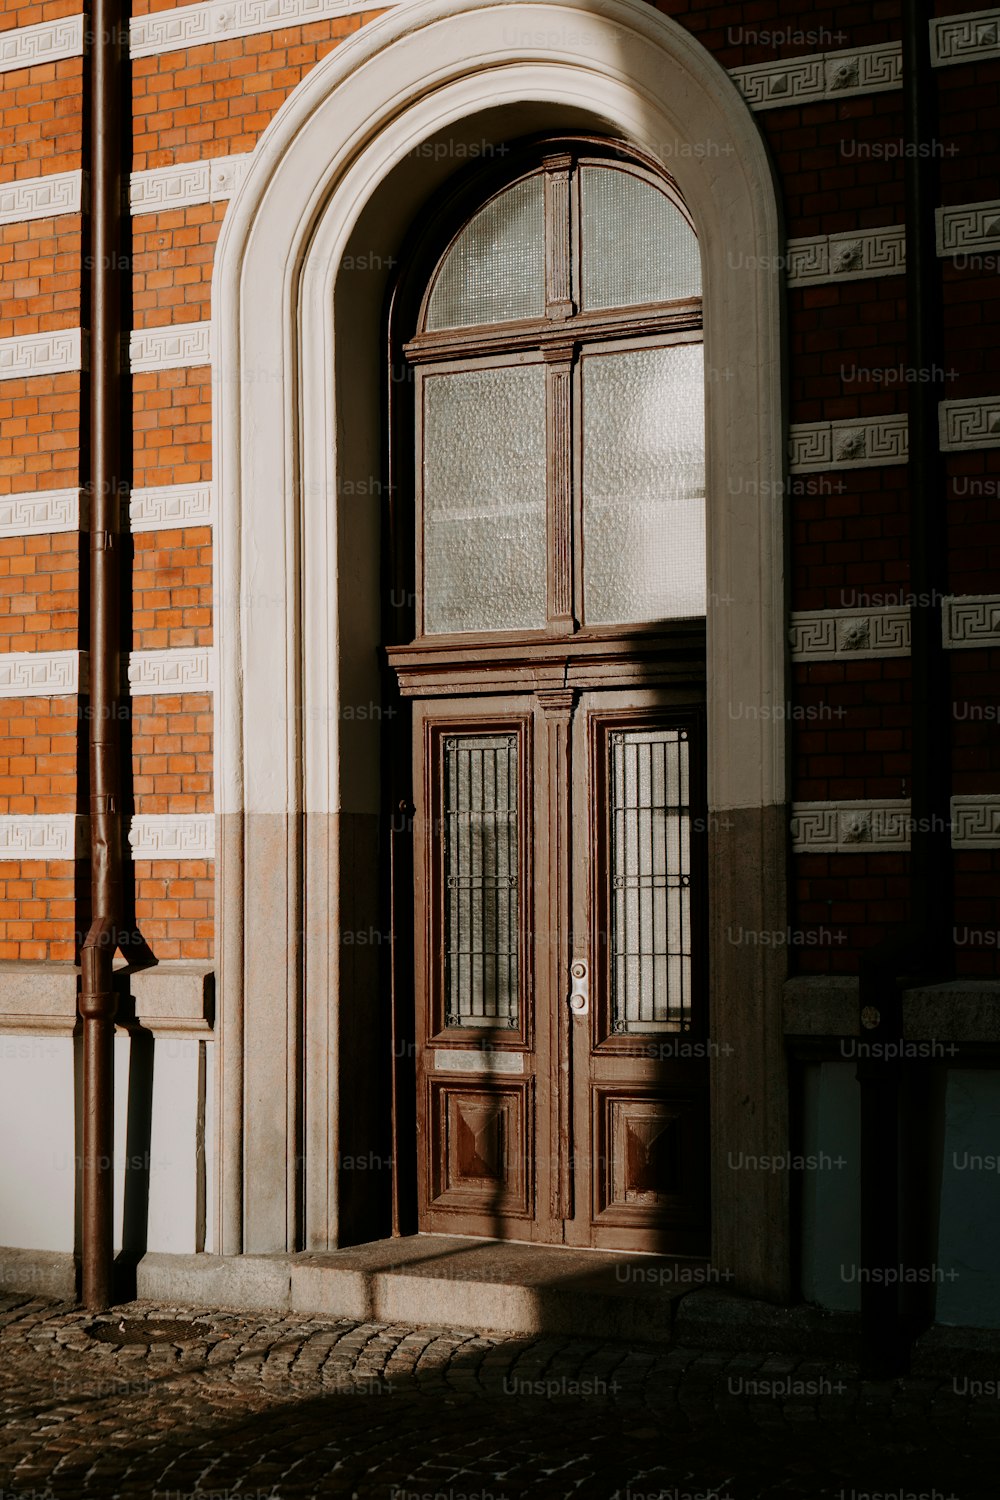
xmin=88 ymin=1317 xmax=211 ymax=1346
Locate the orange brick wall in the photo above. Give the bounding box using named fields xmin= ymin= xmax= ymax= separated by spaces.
xmin=0 ymin=374 xmax=80 ymax=490
xmin=0 ymin=2 xmax=997 ymax=971
xmin=133 ymin=859 xmax=213 ymax=959
xmin=0 ymin=859 xmax=76 ymax=961
xmin=0 ymin=532 xmax=78 ymax=650
xmin=132 ymin=529 xmax=212 ymax=648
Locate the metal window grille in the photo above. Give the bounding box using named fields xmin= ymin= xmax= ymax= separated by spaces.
xmin=609 ymin=727 xmax=691 ymax=1031
xmin=443 ymin=734 xmax=519 ymax=1028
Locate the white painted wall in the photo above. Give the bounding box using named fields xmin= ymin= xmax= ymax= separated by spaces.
xmin=800 ymin=1061 xmax=861 ymax=1313
xmin=936 ymin=1070 xmax=1000 ymax=1327
xmin=0 ymin=1032 xmax=211 ymax=1256
xmin=0 ymin=1034 xmax=75 ymax=1251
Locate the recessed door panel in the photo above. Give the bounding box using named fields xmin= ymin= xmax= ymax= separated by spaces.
xmin=410 ymin=688 xmax=709 ymax=1253
xmin=567 ymin=691 xmax=710 ymax=1253
xmin=412 ymin=697 xmax=558 ymax=1241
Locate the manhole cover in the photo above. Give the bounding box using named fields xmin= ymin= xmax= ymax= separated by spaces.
xmin=88 ymin=1317 xmax=211 ymax=1346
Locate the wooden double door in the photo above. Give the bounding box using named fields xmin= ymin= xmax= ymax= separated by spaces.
xmin=408 ymin=681 xmax=710 ymax=1254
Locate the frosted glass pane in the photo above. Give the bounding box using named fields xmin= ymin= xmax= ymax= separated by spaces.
xmin=443 ymin=734 xmax=519 ymax=1029
xmin=423 ymin=365 xmax=547 ymax=633
xmin=582 ymin=344 xmax=705 ymax=624
xmin=609 ymin=728 xmax=691 ymax=1032
xmin=426 ymin=176 xmax=546 ymax=329
xmin=581 ymin=167 xmax=701 ymax=311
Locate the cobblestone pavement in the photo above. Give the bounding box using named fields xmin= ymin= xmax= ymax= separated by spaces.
xmin=1 ymin=1294 xmax=998 ymax=1500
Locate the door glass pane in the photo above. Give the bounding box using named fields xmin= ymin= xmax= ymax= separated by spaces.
xmin=426 ymin=175 xmax=546 ymax=329
xmin=423 ymin=365 xmax=547 ymax=634
xmin=580 ymin=166 xmax=701 ymax=310
xmin=582 ymin=343 xmax=705 ymax=624
xmin=443 ymin=734 xmax=520 ymax=1029
xmin=609 ymin=727 xmax=691 ymax=1032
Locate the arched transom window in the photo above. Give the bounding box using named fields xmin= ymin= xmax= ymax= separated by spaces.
xmin=402 ymin=144 xmax=705 ymax=638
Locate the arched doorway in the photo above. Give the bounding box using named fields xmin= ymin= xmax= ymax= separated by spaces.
xmin=213 ymin=0 xmax=790 ymax=1298
xmin=386 ymin=138 xmax=710 ymax=1251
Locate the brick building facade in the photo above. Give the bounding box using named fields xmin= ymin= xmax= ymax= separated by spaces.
xmin=0 ymin=0 xmax=998 ymax=1341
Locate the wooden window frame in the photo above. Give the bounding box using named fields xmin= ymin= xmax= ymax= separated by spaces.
xmin=387 ymin=135 xmax=706 ymax=657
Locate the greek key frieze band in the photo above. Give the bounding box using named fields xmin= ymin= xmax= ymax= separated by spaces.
xmin=0 ymin=15 xmax=84 ymax=74
xmin=0 ymin=171 xmax=83 ymax=228
xmin=127 ymin=815 xmax=215 ymax=860
xmin=790 ymin=608 xmax=910 ymax=661
xmin=942 ymin=596 xmax=1000 ymax=650
xmin=0 ymin=816 xmax=88 ymax=861
xmin=789 ymin=415 xmax=908 ymax=471
xmin=0 ymin=490 xmax=81 ymax=539
xmin=130 ymin=323 xmax=212 ymax=372
xmin=930 ymin=9 xmax=1000 ymax=66
xmin=0 ymin=330 xmax=83 ymax=382
xmin=0 ymin=816 xmax=215 ymax=862
xmin=131 ymin=156 xmax=249 ymax=216
xmin=0 ymin=649 xmax=214 ymax=699
xmin=731 ymin=42 xmax=901 ymax=111
xmin=129 ymin=484 xmax=215 ymax=532
xmin=786 ymin=226 xmax=905 ymax=286
xmin=936 ymin=199 xmax=1000 ymax=258
xmin=939 ymin=396 xmax=1000 ymax=451
xmin=791 ymin=801 xmax=912 ymax=852
xmin=951 ymin=797 xmax=1000 ymax=848
xmin=129 ymin=0 xmax=386 ymax=58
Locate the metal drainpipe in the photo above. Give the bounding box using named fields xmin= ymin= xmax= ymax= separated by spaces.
xmin=856 ymin=0 xmax=951 ymax=1373
xmin=79 ymin=0 xmax=128 ymax=1310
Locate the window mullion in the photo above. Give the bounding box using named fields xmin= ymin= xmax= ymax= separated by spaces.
xmin=543 ymin=154 xmax=574 ymax=320
xmin=544 ymin=344 xmax=576 ymax=633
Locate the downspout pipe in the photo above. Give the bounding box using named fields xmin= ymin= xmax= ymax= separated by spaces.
xmin=79 ymin=0 xmax=129 ymax=1310
xmin=856 ymin=0 xmax=952 ymax=1373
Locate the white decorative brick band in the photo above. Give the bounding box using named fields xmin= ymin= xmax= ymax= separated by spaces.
xmin=0 ymin=329 xmax=82 ymax=382
xmin=0 ymin=815 xmax=87 ymax=861
xmin=791 ymin=801 xmax=912 ymax=852
xmin=786 ymin=226 xmax=906 ymax=286
xmin=790 ymin=608 xmax=910 ymax=661
xmin=936 ymin=199 xmax=1000 ymax=257
xmin=130 ymin=0 xmax=378 ymax=57
xmin=0 ymin=815 xmax=219 ymax=860
xmin=0 ymin=651 xmax=83 ymax=698
xmin=942 ymin=595 xmax=1000 ymax=650
xmin=0 ymin=15 xmax=84 ymax=74
xmin=939 ymin=396 xmax=1000 ymax=451
xmin=951 ymin=796 xmax=1000 ymax=848
xmin=789 ymin=414 xmax=908 ymax=471
xmin=0 ymin=170 xmax=82 ymax=228
xmin=131 ymin=154 xmax=250 ymax=215
xmin=931 ymin=9 xmax=1000 ymax=66
xmin=129 ymin=483 xmax=214 ymax=532
xmin=0 ymin=488 xmax=80 ymax=538
xmin=129 ymin=648 xmax=215 ymax=695
xmin=130 ymin=323 xmax=211 ymax=372
xmin=731 ymin=42 xmax=901 ymax=111
xmin=128 ymin=815 xmax=215 ymax=860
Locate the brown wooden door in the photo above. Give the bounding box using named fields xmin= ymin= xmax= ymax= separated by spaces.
xmin=410 ymin=685 xmax=709 ymax=1253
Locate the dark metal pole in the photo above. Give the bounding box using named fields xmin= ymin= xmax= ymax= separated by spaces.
xmin=80 ymin=0 xmax=128 ymax=1310
xmin=903 ymin=0 xmax=950 ymax=928
xmin=856 ymin=0 xmax=951 ymax=1373
xmin=900 ymin=0 xmax=952 ymax=1349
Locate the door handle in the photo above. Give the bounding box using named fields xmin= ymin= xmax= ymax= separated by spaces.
xmin=568 ymin=960 xmax=589 ymax=1015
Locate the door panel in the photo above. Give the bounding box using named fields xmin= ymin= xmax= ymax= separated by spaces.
xmin=411 ymin=687 xmax=709 ymax=1253
xmin=567 ymin=690 xmax=710 ymax=1252
xmin=412 ymin=697 xmax=557 ymax=1241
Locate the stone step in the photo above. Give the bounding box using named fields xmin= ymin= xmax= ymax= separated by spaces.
xmin=135 ymin=1234 xmax=710 ymax=1343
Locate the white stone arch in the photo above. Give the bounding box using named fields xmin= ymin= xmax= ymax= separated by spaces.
xmin=213 ymin=0 xmax=791 ymax=1297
